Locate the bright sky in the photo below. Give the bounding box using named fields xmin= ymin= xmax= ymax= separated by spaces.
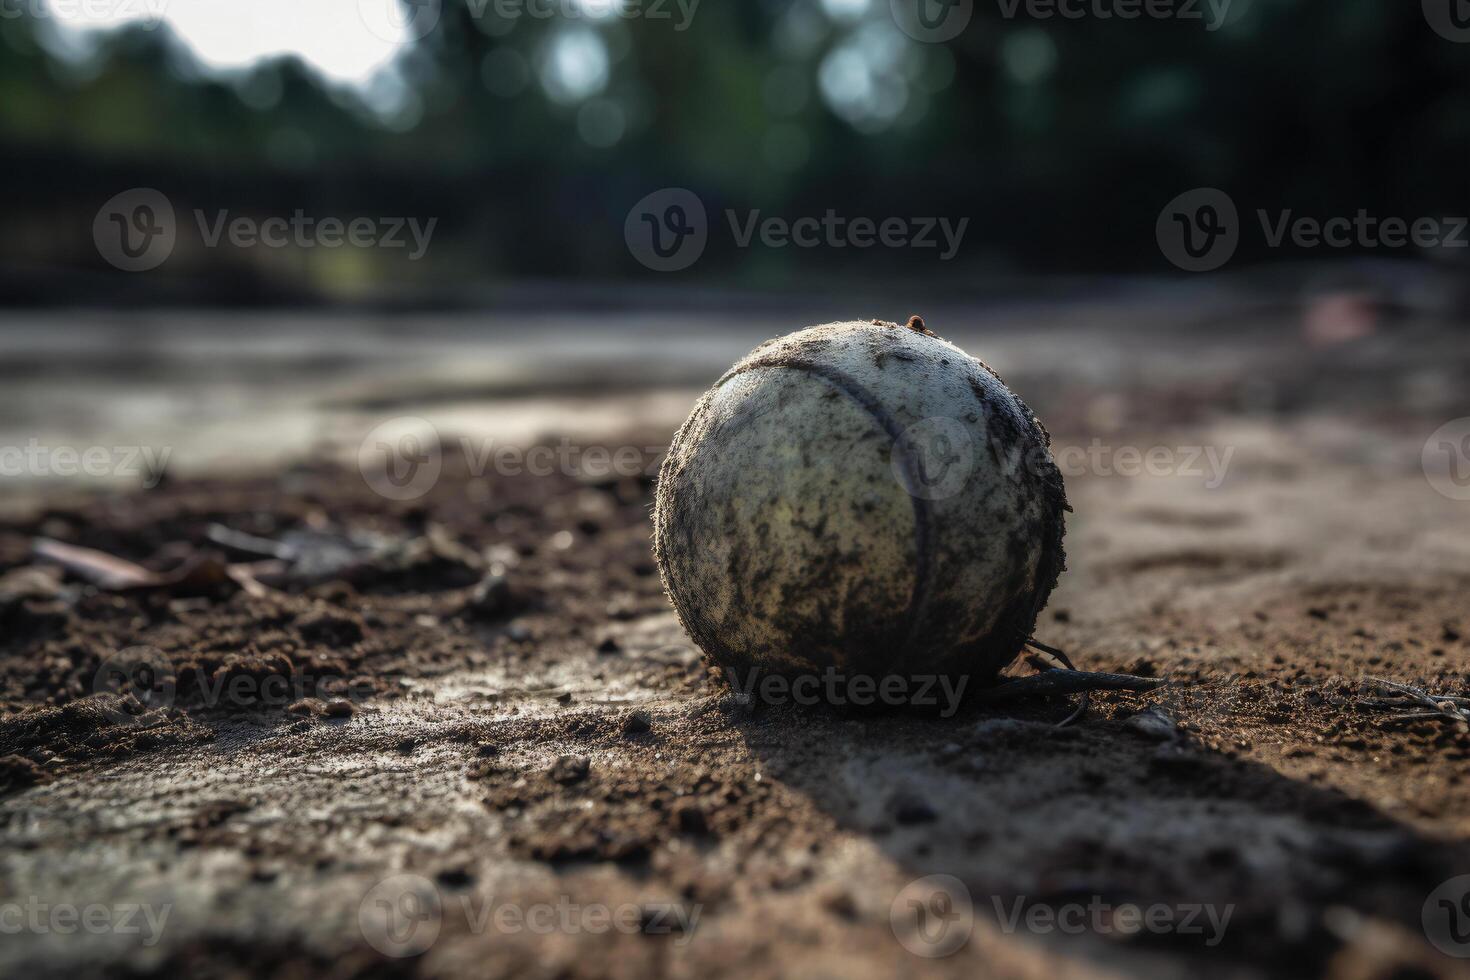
xmin=43 ymin=0 xmax=426 ymax=85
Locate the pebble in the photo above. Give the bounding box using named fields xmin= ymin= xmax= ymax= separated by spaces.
xmin=437 ymin=867 xmax=474 ymax=888
xmin=1125 ymin=708 xmax=1177 ymax=741
xmin=550 ymin=754 xmax=590 ymax=784
xmin=322 ymin=699 xmax=355 ymax=718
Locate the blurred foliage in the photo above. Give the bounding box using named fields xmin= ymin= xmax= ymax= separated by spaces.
xmin=1 ymin=0 xmax=1468 ymax=301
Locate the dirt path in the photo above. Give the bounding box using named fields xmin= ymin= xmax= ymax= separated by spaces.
xmin=2 ymin=310 xmax=1469 ymax=978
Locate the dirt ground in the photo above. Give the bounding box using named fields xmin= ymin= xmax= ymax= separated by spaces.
xmin=2 ymin=300 xmax=1470 ymax=979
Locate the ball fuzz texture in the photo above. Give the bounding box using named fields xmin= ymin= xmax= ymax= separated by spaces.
xmin=653 ymin=319 xmax=1068 ymax=690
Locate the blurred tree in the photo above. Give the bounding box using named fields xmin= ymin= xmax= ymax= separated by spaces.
xmin=0 ymin=0 xmax=1466 ymax=301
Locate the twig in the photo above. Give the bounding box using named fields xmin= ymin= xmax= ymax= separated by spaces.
xmin=1023 ymin=638 xmax=1073 ymax=663
xmin=32 ymin=538 xmax=162 ymax=589
xmin=976 ymin=669 xmax=1167 ymax=701
xmin=1358 ymin=677 xmax=1470 ymax=728
xmin=983 ymin=640 xmax=1168 ymax=728
xmin=1023 ymin=638 xmax=1091 ymax=726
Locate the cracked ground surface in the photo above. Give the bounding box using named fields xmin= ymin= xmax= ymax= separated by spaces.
xmin=2 ymin=307 xmax=1470 ymax=979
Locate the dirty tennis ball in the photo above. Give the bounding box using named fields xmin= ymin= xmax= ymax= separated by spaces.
xmin=653 ymin=317 xmax=1068 ymax=691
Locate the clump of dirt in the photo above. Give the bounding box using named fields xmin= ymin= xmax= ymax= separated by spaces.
xmin=293 ymin=607 xmax=365 ymax=646
xmin=0 ymin=694 xmax=211 ymax=787
xmin=0 ymin=445 xmax=667 ymax=777
xmin=0 ymin=753 xmax=47 ymax=793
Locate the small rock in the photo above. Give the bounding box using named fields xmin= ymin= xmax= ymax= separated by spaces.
xmin=596 ymin=636 xmax=621 ymax=655
xmin=437 ymin=867 xmax=474 ymax=888
xmin=1125 ymin=708 xmax=1177 ymax=741
xmin=322 ymin=699 xmax=355 ymax=718
xmin=555 ymin=691 xmax=573 ymax=705
xmin=550 ymin=754 xmax=590 ymax=784
xmin=622 ymin=710 xmax=653 ymax=735
xmin=286 ymin=699 xmax=321 ymax=716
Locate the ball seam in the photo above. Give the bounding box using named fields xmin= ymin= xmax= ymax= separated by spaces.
xmin=722 ymin=357 xmax=935 ymax=655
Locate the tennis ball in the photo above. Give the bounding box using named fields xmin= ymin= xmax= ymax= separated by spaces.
xmin=653 ymin=318 xmax=1067 ymax=690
